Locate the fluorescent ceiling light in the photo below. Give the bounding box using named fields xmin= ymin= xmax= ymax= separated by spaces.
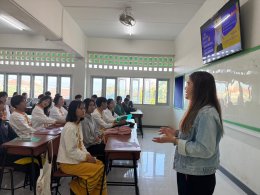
xmin=0 ymin=15 xmax=28 ymax=31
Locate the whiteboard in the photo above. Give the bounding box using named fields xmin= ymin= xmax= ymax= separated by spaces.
xmin=185 ymin=47 xmax=260 ymax=133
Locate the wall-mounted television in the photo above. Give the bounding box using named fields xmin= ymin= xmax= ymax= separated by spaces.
xmin=200 ymin=0 xmax=242 ymax=64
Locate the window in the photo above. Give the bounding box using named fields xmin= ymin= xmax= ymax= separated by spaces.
xmin=92 ymin=78 xmax=103 ymax=97
xmin=20 ymin=75 xmax=31 ymax=97
xmin=91 ymin=77 xmax=169 ymax=105
xmin=131 ymin=78 xmax=143 ymax=104
xmin=34 ymin=76 xmax=44 ymax=98
xmin=117 ymin=77 xmax=130 ymax=98
xmin=0 ymin=74 xmax=4 ymax=91
xmin=143 ymin=79 xmax=156 ymax=104
xmin=157 ymin=80 xmax=168 ymax=104
xmin=47 ymin=76 xmax=57 ymax=95
xmin=7 ymin=74 xmax=17 ymax=96
xmin=105 ymin=78 xmax=116 ymax=99
xmin=60 ymin=77 xmax=71 ymax=99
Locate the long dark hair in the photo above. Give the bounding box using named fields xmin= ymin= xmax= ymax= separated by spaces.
xmin=38 ymin=95 xmax=52 ymax=116
xmin=53 ymin=95 xmax=63 ymax=106
xmin=180 ymin=71 xmax=223 ymax=135
xmin=83 ymin=98 xmax=94 ymax=113
xmin=66 ymin=100 xmax=84 ymax=122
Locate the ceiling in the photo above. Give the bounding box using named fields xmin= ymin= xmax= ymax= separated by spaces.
xmin=59 ymin=0 xmax=207 ymax=40
xmin=0 ymin=0 xmax=207 ymax=41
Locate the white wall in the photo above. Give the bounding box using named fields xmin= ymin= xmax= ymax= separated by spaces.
xmin=88 ymin=38 xmax=174 ymax=55
xmin=0 ymin=34 xmax=63 ymax=50
xmin=9 ymin=0 xmax=86 ymax=57
xmin=172 ymin=0 xmax=260 ymax=193
xmin=86 ymin=38 xmax=175 ymax=126
xmin=13 ymin=0 xmax=63 ymax=38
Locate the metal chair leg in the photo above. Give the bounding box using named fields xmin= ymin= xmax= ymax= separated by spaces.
xmin=10 ymin=169 xmax=14 ymax=195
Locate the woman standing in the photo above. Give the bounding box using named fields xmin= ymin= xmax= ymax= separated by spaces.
xmin=153 ymin=71 xmax=223 ymax=195
xmin=57 ymin=100 xmax=107 ymax=195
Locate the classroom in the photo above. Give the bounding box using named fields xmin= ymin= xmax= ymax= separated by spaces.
xmin=0 ymin=0 xmax=260 ymax=195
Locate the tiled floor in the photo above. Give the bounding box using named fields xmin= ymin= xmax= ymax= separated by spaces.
xmin=0 ymin=129 xmax=246 ymax=195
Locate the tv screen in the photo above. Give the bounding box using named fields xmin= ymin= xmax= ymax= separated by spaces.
xmin=200 ymin=0 xmax=242 ymax=64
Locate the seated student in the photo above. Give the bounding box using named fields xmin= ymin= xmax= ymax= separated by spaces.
xmin=49 ymin=95 xmax=68 ymax=122
xmin=122 ymin=98 xmax=131 ymax=114
xmin=82 ymin=98 xmax=105 ymax=162
xmin=44 ymin=91 xmax=54 ymax=108
xmin=103 ymin=99 xmax=118 ymax=123
xmin=126 ymin=95 xmax=134 ymax=108
xmin=91 ymin=94 xmax=98 ymax=103
xmin=57 ymin=100 xmax=107 ymax=195
xmin=31 ymin=95 xmax=62 ymax=129
xmin=0 ymin=91 xmax=11 ymax=120
xmin=0 ymin=100 xmax=40 ymax=181
xmin=114 ymin=96 xmax=126 ymax=116
xmin=9 ymin=95 xmax=36 ymax=138
xmin=92 ymin=97 xmax=115 ymax=130
xmin=75 ymin=94 xmax=82 ymax=101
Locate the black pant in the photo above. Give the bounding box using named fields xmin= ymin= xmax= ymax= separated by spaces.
xmin=177 ymin=172 xmax=216 ymax=195
xmin=87 ymin=143 xmax=106 ymax=163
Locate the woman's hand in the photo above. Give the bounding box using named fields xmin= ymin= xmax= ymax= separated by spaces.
xmin=152 ymin=135 xmax=176 ymax=143
xmin=86 ymin=154 xmax=96 ymax=163
xmin=159 ymin=127 xmax=177 ymax=137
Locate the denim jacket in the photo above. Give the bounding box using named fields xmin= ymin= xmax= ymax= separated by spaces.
xmin=173 ymin=105 xmax=223 ymax=175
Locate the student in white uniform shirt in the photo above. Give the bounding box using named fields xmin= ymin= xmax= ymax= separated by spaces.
xmin=0 ymin=91 xmax=11 ymax=120
xmin=9 ymin=95 xmax=36 ymax=138
xmin=49 ymin=95 xmax=68 ymax=122
xmin=31 ymin=95 xmax=63 ymax=129
xmin=103 ymin=98 xmax=118 ymax=123
xmin=92 ymin=97 xmax=116 ymax=131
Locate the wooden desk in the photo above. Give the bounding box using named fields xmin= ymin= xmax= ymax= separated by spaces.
xmin=34 ymin=128 xmax=62 ymax=136
xmin=131 ymin=109 xmax=144 ymax=138
xmin=105 ymin=124 xmax=141 ymax=195
xmin=1 ymin=135 xmax=58 ymax=195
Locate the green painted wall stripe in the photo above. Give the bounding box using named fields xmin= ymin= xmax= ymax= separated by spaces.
xmin=223 ymin=119 xmax=260 ymax=133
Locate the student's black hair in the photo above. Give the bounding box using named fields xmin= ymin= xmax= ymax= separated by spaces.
xmin=37 ymin=95 xmax=52 ymax=116
xmin=91 ymin=94 xmax=97 ymax=99
xmin=38 ymin=94 xmax=44 ymax=99
xmin=22 ymin=92 xmax=27 ymax=97
xmin=83 ymin=98 xmax=94 ymax=111
xmin=11 ymin=95 xmax=25 ymax=108
xmin=53 ymin=95 xmax=63 ymax=106
xmin=116 ymin=96 xmax=122 ymax=102
xmin=75 ymin=94 xmax=82 ymax=99
xmin=66 ymin=100 xmax=84 ymax=122
xmin=13 ymin=92 xmax=18 ymax=97
xmin=124 ymin=98 xmax=129 ymax=102
xmin=107 ymin=98 xmax=114 ymax=105
xmin=96 ymin=97 xmax=107 ymax=107
xmin=0 ymin=92 xmax=8 ymax=98
xmin=44 ymin=91 xmax=51 ymax=96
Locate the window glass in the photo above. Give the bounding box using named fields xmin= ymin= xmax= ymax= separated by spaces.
xmin=34 ymin=76 xmax=44 ymax=98
xmin=21 ymin=75 xmax=31 ymax=97
xmin=131 ymin=78 xmax=143 ymax=104
xmin=92 ymin=78 xmax=103 ymax=97
xmin=7 ymin=74 xmax=17 ymax=97
xmin=117 ymin=77 xmax=130 ymax=98
xmin=61 ymin=77 xmax=71 ymax=99
xmin=0 ymin=74 xmax=4 ymax=91
xmin=47 ymin=76 xmax=57 ymax=95
xmin=143 ymin=78 xmax=156 ymax=104
xmin=106 ymin=78 xmax=116 ymax=99
xmin=157 ymin=80 xmax=168 ymax=104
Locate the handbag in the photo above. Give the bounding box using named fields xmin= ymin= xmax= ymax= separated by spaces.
xmin=36 ymin=141 xmax=53 ymax=195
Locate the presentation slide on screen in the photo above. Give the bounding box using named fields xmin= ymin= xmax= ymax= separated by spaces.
xmin=201 ymin=2 xmax=241 ymax=62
